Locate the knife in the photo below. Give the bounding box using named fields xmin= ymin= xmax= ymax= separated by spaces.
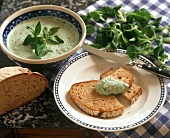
xmin=82 ymin=43 xmax=170 ymax=79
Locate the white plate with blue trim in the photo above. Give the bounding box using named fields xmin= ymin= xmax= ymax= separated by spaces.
xmin=53 ymin=50 xmax=167 ymax=132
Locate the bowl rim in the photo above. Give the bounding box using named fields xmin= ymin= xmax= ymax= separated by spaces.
xmin=0 ymin=5 xmax=86 ymax=64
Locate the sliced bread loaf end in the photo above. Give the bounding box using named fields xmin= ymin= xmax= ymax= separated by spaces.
xmin=0 ymin=66 xmax=48 ymax=115
xmin=69 ymin=80 xmax=124 ymax=118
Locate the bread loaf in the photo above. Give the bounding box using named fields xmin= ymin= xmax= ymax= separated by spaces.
xmin=69 ymin=80 xmax=124 ymax=118
xmin=0 ymin=66 xmax=48 ymax=115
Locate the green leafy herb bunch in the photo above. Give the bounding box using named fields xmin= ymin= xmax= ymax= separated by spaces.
xmin=81 ymin=5 xmax=170 ymax=69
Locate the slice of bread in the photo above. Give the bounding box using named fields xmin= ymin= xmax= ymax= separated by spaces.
xmin=100 ymin=68 xmax=115 ymax=79
xmin=69 ymin=80 xmax=124 ymax=118
xmin=122 ymin=83 xmax=142 ymax=104
xmin=100 ymin=67 xmax=142 ymax=104
xmin=100 ymin=67 xmax=134 ymax=86
xmin=0 ymin=66 xmax=48 ymax=115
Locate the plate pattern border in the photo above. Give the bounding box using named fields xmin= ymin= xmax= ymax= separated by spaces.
xmin=53 ymin=50 xmax=166 ymax=131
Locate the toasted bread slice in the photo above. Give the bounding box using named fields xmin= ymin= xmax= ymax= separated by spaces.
xmin=122 ymin=83 xmax=142 ymax=104
xmin=100 ymin=67 xmax=142 ymax=104
xmin=100 ymin=68 xmax=115 ymax=79
xmin=100 ymin=67 xmax=134 ymax=86
xmin=69 ymin=80 xmax=124 ymax=118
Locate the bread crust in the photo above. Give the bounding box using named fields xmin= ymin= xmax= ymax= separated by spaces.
xmin=0 ymin=66 xmax=48 ymax=115
xmin=69 ymin=80 xmax=124 ymax=118
xmin=0 ymin=66 xmax=31 ymax=82
xmin=100 ymin=68 xmax=115 ymax=79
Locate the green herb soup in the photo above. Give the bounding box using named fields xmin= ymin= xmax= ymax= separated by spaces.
xmin=7 ymin=16 xmax=80 ymax=59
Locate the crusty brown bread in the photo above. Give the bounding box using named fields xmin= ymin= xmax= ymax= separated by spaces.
xmin=122 ymin=83 xmax=142 ymax=104
xmin=69 ymin=80 xmax=124 ymax=118
xmin=69 ymin=66 xmax=142 ymax=118
xmin=100 ymin=67 xmax=142 ymax=104
xmin=0 ymin=66 xmax=48 ymax=115
xmin=100 ymin=68 xmax=115 ymax=79
xmin=100 ymin=67 xmax=134 ymax=86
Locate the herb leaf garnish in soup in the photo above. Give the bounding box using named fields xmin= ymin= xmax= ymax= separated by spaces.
xmin=23 ymin=22 xmax=64 ymax=58
xmin=7 ymin=16 xmax=80 ymax=59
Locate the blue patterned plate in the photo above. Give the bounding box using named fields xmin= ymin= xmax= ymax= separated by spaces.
xmin=53 ymin=50 xmax=167 ymax=132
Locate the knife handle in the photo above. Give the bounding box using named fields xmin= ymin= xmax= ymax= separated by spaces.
xmin=136 ymin=63 xmax=170 ymax=79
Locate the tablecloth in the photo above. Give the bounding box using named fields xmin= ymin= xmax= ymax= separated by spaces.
xmin=77 ymin=0 xmax=170 ymax=137
xmin=7 ymin=0 xmax=170 ymax=137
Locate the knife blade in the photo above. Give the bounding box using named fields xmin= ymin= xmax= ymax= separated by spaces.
xmin=82 ymin=43 xmax=170 ymax=79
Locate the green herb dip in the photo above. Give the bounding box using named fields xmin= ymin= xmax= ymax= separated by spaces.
xmin=7 ymin=16 xmax=80 ymax=59
xmin=95 ymin=76 xmax=129 ymax=95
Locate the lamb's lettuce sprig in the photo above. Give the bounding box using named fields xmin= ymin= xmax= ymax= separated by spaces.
xmin=81 ymin=5 xmax=170 ymax=69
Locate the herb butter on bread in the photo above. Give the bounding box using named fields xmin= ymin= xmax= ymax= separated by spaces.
xmin=95 ymin=76 xmax=129 ymax=95
xmin=100 ymin=67 xmax=142 ymax=104
xmin=69 ymin=80 xmax=124 ymax=118
xmin=0 ymin=66 xmax=48 ymax=115
xmin=69 ymin=66 xmax=142 ymax=118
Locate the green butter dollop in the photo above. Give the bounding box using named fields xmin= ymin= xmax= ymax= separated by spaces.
xmin=95 ymin=76 xmax=129 ymax=95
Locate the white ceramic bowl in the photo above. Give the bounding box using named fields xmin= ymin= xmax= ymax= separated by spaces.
xmin=0 ymin=5 xmax=86 ymax=64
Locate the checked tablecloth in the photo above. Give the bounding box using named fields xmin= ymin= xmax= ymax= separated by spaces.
xmin=77 ymin=0 xmax=170 ymax=137
xmin=8 ymin=0 xmax=170 ymax=137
